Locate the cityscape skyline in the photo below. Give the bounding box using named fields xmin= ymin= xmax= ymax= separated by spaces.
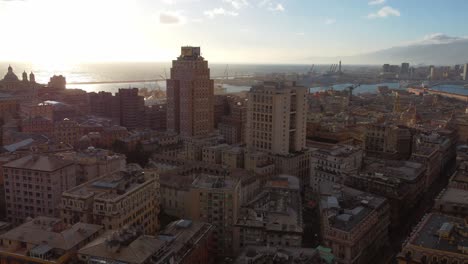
xmin=0 ymin=0 xmax=468 ymax=262
xmin=1 ymin=0 xmax=468 ymax=64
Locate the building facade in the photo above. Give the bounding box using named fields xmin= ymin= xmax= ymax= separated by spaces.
xmin=60 ymin=165 xmax=159 ymax=234
xmin=166 ymin=46 xmax=214 ymax=138
xmin=310 ymin=144 xmax=363 ymax=192
xmin=116 ymin=88 xmax=145 ymax=130
xmin=2 ymin=155 xmax=76 ymax=224
xmin=246 ymin=81 xmax=307 ymax=156
xmin=320 ymin=184 xmax=390 ymax=264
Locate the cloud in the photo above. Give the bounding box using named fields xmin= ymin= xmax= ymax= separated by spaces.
xmin=406 ymin=33 xmax=468 ymax=46
xmin=325 ymin=18 xmax=336 ymax=25
xmin=367 ymin=6 xmax=400 ymax=18
xmin=268 ymin=3 xmax=284 ymax=12
xmin=258 ymin=0 xmax=271 ymax=7
xmin=258 ymin=0 xmax=284 ymax=12
xmin=159 ymin=11 xmax=186 ymax=24
xmin=204 ymin=8 xmax=239 ymax=19
xmin=223 ymin=0 xmax=249 ymax=10
xmin=295 ymin=32 xmax=305 ymax=36
xmin=368 ymin=0 xmax=385 ymax=5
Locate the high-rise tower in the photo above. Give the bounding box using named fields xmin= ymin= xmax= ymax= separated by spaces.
xmin=166 ymin=46 xmax=214 ymax=138
xmin=246 ymin=81 xmax=307 ymax=155
xmin=463 ymin=63 xmax=468 ymax=81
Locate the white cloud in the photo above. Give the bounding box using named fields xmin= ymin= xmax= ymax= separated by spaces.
xmin=223 ymin=0 xmax=249 ymax=10
xmin=295 ymin=32 xmax=305 ymax=36
xmin=258 ymin=0 xmax=271 ymax=7
xmin=367 ymin=6 xmax=400 ymax=18
xmin=325 ymin=18 xmax=336 ymax=25
xmin=368 ymin=0 xmax=385 ymax=5
xmin=258 ymin=0 xmax=284 ymax=12
xmin=159 ymin=11 xmax=186 ymax=24
xmin=204 ymin=8 xmax=239 ymax=19
xmin=268 ymin=3 xmax=284 ymax=12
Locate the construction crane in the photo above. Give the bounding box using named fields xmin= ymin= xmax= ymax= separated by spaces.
xmin=308 ymin=64 xmax=315 ymax=75
xmin=347 ymin=84 xmax=360 ymax=105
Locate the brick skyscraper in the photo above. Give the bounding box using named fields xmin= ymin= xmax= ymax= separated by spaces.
xmin=167 ymin=47 xmax=214 ymax=138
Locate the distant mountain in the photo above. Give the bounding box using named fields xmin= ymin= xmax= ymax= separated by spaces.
xmin=308 ymin=40 xmax=468 ymax=65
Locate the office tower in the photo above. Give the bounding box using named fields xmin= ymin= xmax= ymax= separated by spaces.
xmin=88 ymin=91 xmax=121 ymax=123
xmin=116 ymin=88 xmax=145 ymax=130
xmin=2 ymin=154 xmax=76 ymax=224
xmin=167 ymin=46 xmax=214 ymax=138
xmin=246 ymin=81 xmax=307 ymax=156
xmin=382 ymin=64 xmax=390 ymax=73
xmin=401 ymin=62 xmax=410 ymax=75
xmin=463 ymin=63 xmax=468 ymax=81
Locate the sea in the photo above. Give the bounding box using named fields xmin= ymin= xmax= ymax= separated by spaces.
xmin=1 ymin=62 xmax=467 ymax=96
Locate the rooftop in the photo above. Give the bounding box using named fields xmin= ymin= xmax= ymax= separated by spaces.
xmin=79 ymin=220 xmax=213 ymax=264
xmin=63 ymin=165 xmax=149 ymax=201
xmin=450 ymin=162 xmax=468 ymax=185
xmin=320 ymin=184 xmax=387 ymax=232
xmin=191 ymin=173 xmax=239 ymax=190
xmin=436 ymin=187 xmax=468 ymax=206
xmin=159 ymin=161 xmax=249 ymax=190
xmin=312 ymin=144 xmax=362 ymax=158
xmin=55 ymin=147 xmax=125 ymax=163
xmin=3 ymin=154 xmax=74 ymax=172
xmin=0 ymin=216 xmax=102 ymax=257
xmin=405 ymin=213 xmax=468 ymax=256
xmin=234 ymin=246 xmax=322 ymax=264
xmin=361 ymin=158 xmax=425 ymax=182
xmin=237 ymin=175 xmax=302 ymax=233
xmin=78 ymin=230 xmax=166 ymax=264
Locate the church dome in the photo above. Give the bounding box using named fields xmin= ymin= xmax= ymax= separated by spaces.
xmin=3 ymin=65 xmax=19 ymax=82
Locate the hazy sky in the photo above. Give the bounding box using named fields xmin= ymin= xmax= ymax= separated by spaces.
xmin=1 ymin=0 xmax=467 ymax=64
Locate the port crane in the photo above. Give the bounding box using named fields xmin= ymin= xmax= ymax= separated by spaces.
xmin=347 ymin=84 xmax=361 ymax=104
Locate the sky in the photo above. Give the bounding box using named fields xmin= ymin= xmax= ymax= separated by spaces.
xmin=0 ymin=0 xmax=467 ymax=64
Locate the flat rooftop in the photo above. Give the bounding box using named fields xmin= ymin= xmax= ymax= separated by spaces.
xmin=237 ymin=177 xmax=302 ymax=233
xmin=0 ymin=216 xmax=102 ymax=251
xmin=234 ymin=246 xmax=320 ymax=264
xmin=408 ymin=213 xmax=468 ymax=255
xmin=312 ymin=144 xmax=362 ymax=158
xmin=362 ymin=158 xmax=425 ymax=182
xmin=436 ymin=187 xmax=468 ymax=206
xmin=64 ymin=169 xmax=149 ymax=201
xmin=3 ymin=154 xmax=74 ymax=172
xmin=450 ymin=163 xmax=468 ymax=185
xmin=320 ymin=184 xmax=387 ymax=232
xmin=79 ymin=220 xmax=213 ymax=264
xmin=191 ymin=173 xmax=239 ymax=190
xmin=79 ymin=232 xmax=166 ymax=264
